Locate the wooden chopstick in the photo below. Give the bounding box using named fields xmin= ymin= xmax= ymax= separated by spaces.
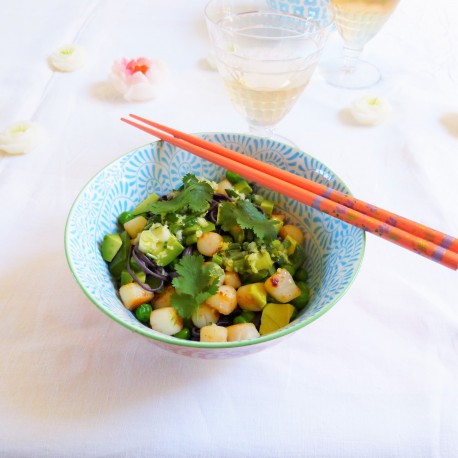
xmin=121 ymin=115 xmax=458 ymax=271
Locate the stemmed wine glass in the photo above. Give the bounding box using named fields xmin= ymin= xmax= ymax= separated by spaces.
xmin=323 ymin=0 xmax=400 ymax=89
xmin=205 ymin=0 xmax=334 ymax=141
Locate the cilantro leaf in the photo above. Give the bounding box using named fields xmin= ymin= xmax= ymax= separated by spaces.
xmin=171 ymin=253 xmax=221 ymax=318
xmin=218 ymin=200 xmax=278 ymax=243
xmin=150 ymin=174 xmax=213 ymax=216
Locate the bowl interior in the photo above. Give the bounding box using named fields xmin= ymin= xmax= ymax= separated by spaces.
xmin=65 ymin=133 xmax=365 ymax=349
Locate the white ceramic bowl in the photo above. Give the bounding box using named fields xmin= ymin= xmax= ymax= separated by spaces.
xmin=65 ymin=133 xmax=365 ymax=359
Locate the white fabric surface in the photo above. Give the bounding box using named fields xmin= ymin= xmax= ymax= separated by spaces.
xmin=1 ymin=0 xmax=457 ymax=456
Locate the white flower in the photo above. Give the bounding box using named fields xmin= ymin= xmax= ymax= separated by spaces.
xmin=50 ymin=44 xmax=87 ymax=72
xmin=0 ymin=121 xmax=42 ymax=155
xmin=350 ymin=95 xmax=392 ymax=126
xmin=109 ymin=57 xmax=168 ymax=102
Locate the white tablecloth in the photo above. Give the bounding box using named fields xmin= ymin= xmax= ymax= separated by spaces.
xmin=1 ymin=1 xmax=457 ymax=457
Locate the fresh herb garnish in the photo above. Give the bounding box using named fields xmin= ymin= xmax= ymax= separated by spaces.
xmin=218 ymin=200 xmax=278 ymax=243
xmin=150 ymin=174 xmax=213 ymax=216
xmin=171 ymin=252 xmax=221 ymax=318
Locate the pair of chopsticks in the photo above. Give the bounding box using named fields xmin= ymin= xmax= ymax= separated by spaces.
xmin=121 ymin=114 xmax=458 ymax=271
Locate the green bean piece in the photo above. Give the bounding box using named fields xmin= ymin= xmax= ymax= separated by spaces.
xmin=174 ymin=328 xmax=191 ymax=340
xmin=240 ymin=310 xmax=255 ymax=322
xmin=135 ymin=303 xmax=152 ymax=323
xmin=118 ymin=211 xmax=136 ymax=225
xmin=251 ymin=194 xmax=264 ymax=205
xmin=183 ymin=224 xmax=201 ymax=236
xmin=222 ymin=235 xmax=233 ymax=243
xmin=212 ymin=253 xmax=224 ymax=266
xmin=233 ymin=315 xmax=248 ymax=324
xmin=282 ymin=264 xmax=296 ymax=277
xmin=233 ymin=180 xmax=253 ymax=195
xmin=184 ymin=233 xmax=198 ymax=246
xmin=294 ymin=267 xmax=309 ymax=282
xmin=226 ymin=170 xmax=243 ymax=184
xmin=290 ymin=281 xmax=310 ymax=309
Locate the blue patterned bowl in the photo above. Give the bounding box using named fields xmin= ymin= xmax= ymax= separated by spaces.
xmin=266 ymin=0 xmax=335 ymax=28
xmin=65 ymin=133 xmax=365 ymax=359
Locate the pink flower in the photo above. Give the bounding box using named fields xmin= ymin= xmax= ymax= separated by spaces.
xmin=109 ymin=57 xmax=168 ymax=102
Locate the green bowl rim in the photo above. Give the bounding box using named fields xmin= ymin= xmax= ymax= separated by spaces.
xmin=65 ymin=133 xmax=366 ymax=349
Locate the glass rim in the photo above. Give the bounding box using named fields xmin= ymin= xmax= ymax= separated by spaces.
xmin=204 ymin=0 xmax=336 ymax=39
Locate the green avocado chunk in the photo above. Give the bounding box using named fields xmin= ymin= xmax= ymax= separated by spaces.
xmin=131 ymin=193 xmax=160 ymax=216
xmin=101 ymin=233 xmax=122 ymax=262
xmin=108 ymin=231 xmax=131 ymax=277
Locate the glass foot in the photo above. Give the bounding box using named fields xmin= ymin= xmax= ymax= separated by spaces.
xmin=321 ymin=59 xmax=381 ymax=89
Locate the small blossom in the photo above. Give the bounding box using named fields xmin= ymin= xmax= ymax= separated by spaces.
xmin=49 ymin=44 xmax=87 ymax=72
xmin=0 ymin=121 xmax=41 ymax=155
xmin=109 ymin=57 xmax=168 ymax=102
xmin=350 ymin=95 xmax=392 ymax=126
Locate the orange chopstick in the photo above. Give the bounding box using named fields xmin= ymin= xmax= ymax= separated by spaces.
xmin=129 ymin=114 xmax=458 ymax=256
xmin=121 ymin=116 xmax=458 ymax=271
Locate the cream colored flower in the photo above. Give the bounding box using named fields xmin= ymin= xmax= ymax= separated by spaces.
xmin=50 ymin=44 xmax=87 ymax=72
xmin=109 ymin=57 xmax=168 ymax=102
xmin=0 ymin=121 xmax=42 ymax=155
xmin=350 ymin=95 xmax=392 ymax=125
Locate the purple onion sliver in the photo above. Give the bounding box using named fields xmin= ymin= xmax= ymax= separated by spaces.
xmin=213 ymin=193 xmax=233 ymax=202
xmin=131 ymin=247 xmax=158 ymax=276
xmin=132 ymin=246 xmax=170 ymax=281
xmin=126 ymin=248 xmax=163 ymax=292
xmin=133 ymin=246 xmax=157 ymax=268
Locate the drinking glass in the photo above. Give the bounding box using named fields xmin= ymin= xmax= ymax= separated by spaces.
xmin=205 ymin=0 xmax=334 ymax=140
xmin=323 ymin=0 xmax=400 ymax=89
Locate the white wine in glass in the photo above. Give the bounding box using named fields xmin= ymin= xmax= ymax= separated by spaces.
xmin=324 ymin=0 xmax=400 ymax=89
xmin=205 ymin=0 xmax=334 ymax=140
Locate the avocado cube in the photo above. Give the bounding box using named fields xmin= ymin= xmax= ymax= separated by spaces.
xmin=260 ymin=199 xmax=275 ymax=217
xmin=233 ymin=180 xmax=252 ymax=195
xmin=109 ymin=231 xmax=131 ymax=278
xmin=101 ymin=233 xmax=122 ymax=262
xmin=131 ymin=193 xmax=160 ymax=216
xmin=120 ymin=270 xmax=147 ymax=286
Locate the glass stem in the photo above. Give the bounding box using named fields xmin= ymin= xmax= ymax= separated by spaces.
xmin=342 ymin=46 xmax=363 ymax=74
xmin=248 ymin=125 xmax=275 ymax=138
